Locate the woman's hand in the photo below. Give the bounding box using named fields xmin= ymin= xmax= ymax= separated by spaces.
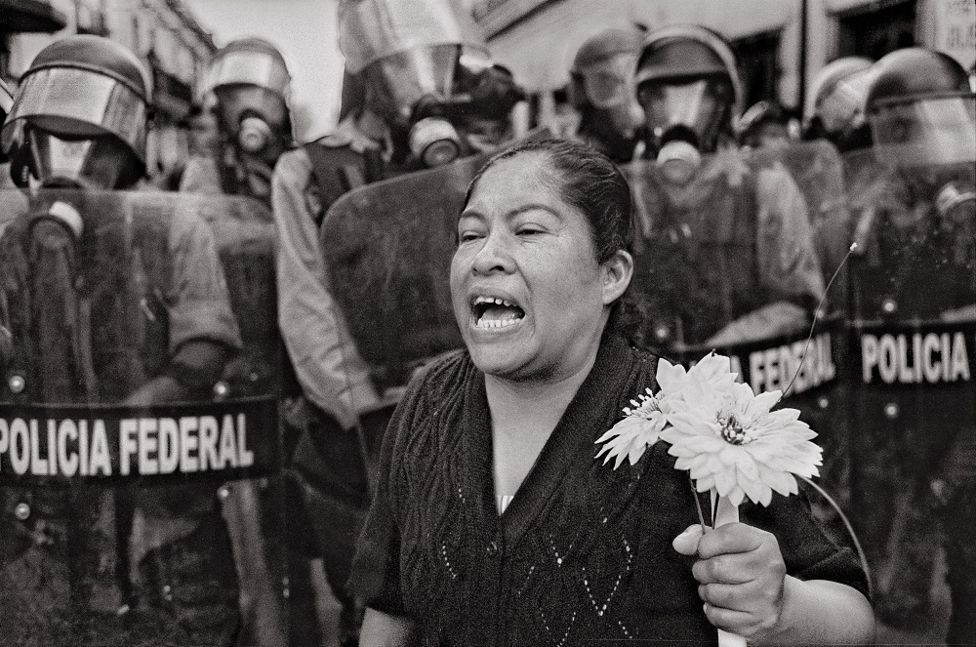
xmin=672 ymin=523 xmax=786 ymax=642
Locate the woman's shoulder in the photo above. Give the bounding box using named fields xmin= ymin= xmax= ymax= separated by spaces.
xmin=394 ymin=349 xmax=476 ymax=419
xmin=608 ymin=336 xmax=660 ymax=392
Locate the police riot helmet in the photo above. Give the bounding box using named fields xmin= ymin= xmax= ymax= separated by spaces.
xmin=205 ymin=37 xmax=292 ymax=156
xmin=736 ymin=100 xmax=790 ymax=149
xmin=570 ymin=28 xmax=645 ymax=138
xmin=634 ymin=24 xmax=743 ymax=155
xmin=1 ymin=35 xmax=150 ymax=189
xmin=866 ymin=47 xmax=975 ymax=169
xmin=807 ymin=56 xmax=877 ymax=151
xmin=0 ymin=77 xmax=12 ymax=163
xmin=338 ymin=0 xmax=522 ymax=166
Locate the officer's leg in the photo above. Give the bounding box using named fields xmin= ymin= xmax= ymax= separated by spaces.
xmin=944 ymin=483 xmax=976 ymax=645
xmin=136 ymin=485 xmax=240 ymax=646
xmin=221 ymin=477 xmax=288 ymax=647
xmin=287 ymin=403 xmax=371 ymax=647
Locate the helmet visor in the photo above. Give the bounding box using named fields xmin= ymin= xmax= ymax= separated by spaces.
xmin=27 ymin=128 xmax=133 ymax=190
xmin=2 ymin=67 xmax=146 ymax=163
xmin=361 ymin=44 xmax=459 ymax=126
xmin=870 ymin=95 xmax=976 ymax=167
xmin=816 ymin=66 xmax=878 ymax=134
xmin=206 ymin=49 xmax=290 ymax=101
xmin=338 ymin=0 xmax=488 ymax=74
xmin=580 ymin=52 xmax=638 ymax=109
xmin=637 ymin=78 xmax=729 ymax=140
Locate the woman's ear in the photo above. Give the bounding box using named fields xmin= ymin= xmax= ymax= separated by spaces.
xmin=601 ymin=249 xmax=634 ymax=306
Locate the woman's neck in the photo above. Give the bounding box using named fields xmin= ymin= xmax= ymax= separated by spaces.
xmin=484 ymin=348 xmax=599 ymax=438
xmin=484 ymin=349 xmax=600 ymax=503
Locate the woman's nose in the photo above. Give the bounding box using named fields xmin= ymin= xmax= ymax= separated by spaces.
xmin=471 ymin=231 xmax=515 ymax=275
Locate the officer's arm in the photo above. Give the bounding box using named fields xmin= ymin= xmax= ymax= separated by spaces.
xmin=126 ymin=211 xmax=241 ymax=405
xmin=706 ymin=167 xmax=825 ymax=346
xmin=271 ymin=149 xmax=379 ymax=430
xmin=124 ymin=339 xmax=232 ymax=406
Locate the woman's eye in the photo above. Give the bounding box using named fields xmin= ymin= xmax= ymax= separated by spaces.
xmin=516 ymin=227 xmax=544 ymax=236
xmin=459 ymin=231 xmax=483 ymax=242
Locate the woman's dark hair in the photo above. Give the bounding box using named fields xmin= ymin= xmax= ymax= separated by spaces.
xmin=463 ymin=137 xmax=644 ymax=342
xmin=464 ymin=137 xmax=633 ymax=262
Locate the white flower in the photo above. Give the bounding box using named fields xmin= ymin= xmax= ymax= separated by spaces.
xmin=595 ymin=389 xmax=669 ymax=469
xmin=594 ymin=353 xmax=737 ymax=470
xmin=656 ymin=352 xmax=738 ymax=405
xmin=661 ymin=381 xmax=823 ymax=507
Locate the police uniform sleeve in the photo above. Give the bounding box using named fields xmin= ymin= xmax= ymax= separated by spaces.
xmin=165 ymin=208 xmax=242 ymax=353
xmin=755 ymin=165 xmax=826 ymax=311
xmin=272 ymin=147 xmax=380 ymax=430
xmin=178 ymin=155 xmax=224 ymax=195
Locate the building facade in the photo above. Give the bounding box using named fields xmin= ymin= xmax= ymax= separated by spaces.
xmin=2 ymin=0 xmax=216 ymax=181
xmin=472 ymin=0 xmax=975 ymax=132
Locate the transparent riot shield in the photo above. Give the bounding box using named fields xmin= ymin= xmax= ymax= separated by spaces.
xmin=750 ymin=140 xmax=852 ymax=299
xmin=320 ymin=152 xmax=489 ymax=395
xmin=621 ymin=143 xmax=855 ymax=544
xmin=843 ymin=147 xmax=976 ymax=629
xmin=0 ymin=189 xmax=287 ymax=646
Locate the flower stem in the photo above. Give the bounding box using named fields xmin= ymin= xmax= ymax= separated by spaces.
xmin=689 ymin=475 xmax=709 ymax=531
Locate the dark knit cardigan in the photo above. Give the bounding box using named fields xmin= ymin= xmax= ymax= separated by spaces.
xmin=349 ymin=334 xmax=868 ymax=647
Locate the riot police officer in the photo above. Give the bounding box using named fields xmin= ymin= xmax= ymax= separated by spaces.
xmin=805 ymin=56 xmax=878 ymax=153
xmin=851 ymin=46 xmax=975 ymax=640
xmin=177 ymin=36 xmax=295 ymax=647
xmin=626 ymin=24 xmax=824 ymax=349
xmin=0 ymin=35 xmax=243 ymax=645
xmin=180 ymin=37 xmax=293 ymax=208
xmin=272 ymin=1 xmax=524 ymax=644
xmin=736 ymin=99 xmax=792 ymax=150
xmin=569 ymin=27 xmax=646 ymax=162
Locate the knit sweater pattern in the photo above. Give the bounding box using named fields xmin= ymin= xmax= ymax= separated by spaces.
xmin=349 ymin=334 xmax=868 ymax=647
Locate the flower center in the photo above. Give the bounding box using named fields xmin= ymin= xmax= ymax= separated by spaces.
xmin=718 ymin=412 xmax=751 ymax=445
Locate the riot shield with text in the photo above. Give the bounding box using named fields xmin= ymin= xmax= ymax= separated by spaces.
xmin=669 ymin=318 xmax=853 ymax=545
xmin=320 ymin=152 xmax=489 ymax=394
xmin=0 ymin=190 xmax=287 ymax=646
xmin=621 ymin=144 xmax=855 ymax=541
xmin=843 ymin=147 xmax=976 ymax=627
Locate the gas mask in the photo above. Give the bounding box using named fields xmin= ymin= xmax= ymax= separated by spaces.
xmin=213 ymin=86 xmax=290 ymax=159
xmin=206 ymin=39 xmax=292 ymax=162
xmin=2 ymin=63 xmax=148 ymax=190
xmin=23 ymin=127 xmax=137 ymax=190
xmin=340 ymin=0 xmax=518 ymax=168
xmin=633 ymin=26 xmax=743 ymax=182
xmin=638 ymin=76 xmax=732 ymax=183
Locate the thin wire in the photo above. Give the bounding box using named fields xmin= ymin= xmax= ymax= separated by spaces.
xmin=799 ymin=475 xmax=873 ymax=599
xmin=778 ymin=242 xmax=859 ymax=403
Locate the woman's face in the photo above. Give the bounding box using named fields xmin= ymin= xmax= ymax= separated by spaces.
xmin=451 ymin=153 xmax=614 ymax=382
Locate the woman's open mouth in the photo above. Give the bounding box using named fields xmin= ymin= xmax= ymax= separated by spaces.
xmin=471 ymin=295 xmax=525 ymax=330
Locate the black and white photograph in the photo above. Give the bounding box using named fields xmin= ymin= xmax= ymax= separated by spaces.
xmin=0 ymin=0 xmax=974 ymax=645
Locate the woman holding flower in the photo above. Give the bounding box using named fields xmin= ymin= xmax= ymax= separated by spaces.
xmin=349 ymin=138 xmax=874 ymax=646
